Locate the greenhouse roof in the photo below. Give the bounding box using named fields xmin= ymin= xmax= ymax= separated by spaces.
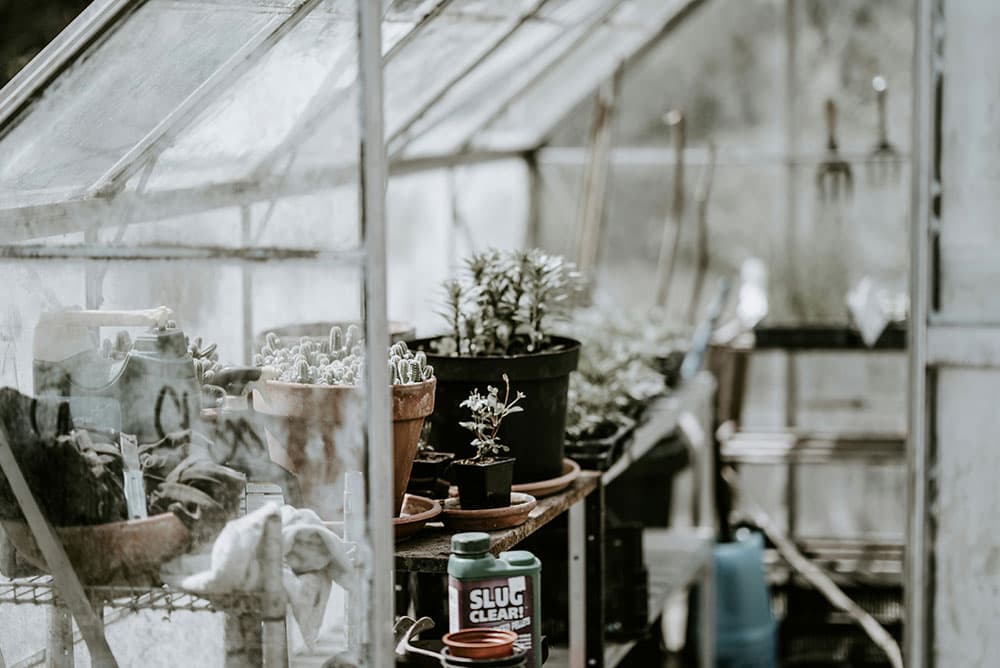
xmin=0 ymin=0 xmax=705 ymax=241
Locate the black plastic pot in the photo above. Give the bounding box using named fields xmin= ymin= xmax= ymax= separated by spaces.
xmin=452 ymin=458 xmax=514 ymax=509
xmin=408 ymin=451 xmax=455 ymax=498
xmin=565 ymin=418 xmax=637 ymax=471
xmin=410 ymin=450 xmax=455 ymax=482
xmin=410 ymin=336 xmax=581 ymax=484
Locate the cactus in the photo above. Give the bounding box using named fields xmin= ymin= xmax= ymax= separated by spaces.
xmin=257 ymin=329 xmax=434 ymax=386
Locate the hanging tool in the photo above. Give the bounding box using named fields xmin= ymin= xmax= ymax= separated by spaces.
xmin=654 ymin=109 xmax=686 ymax=307
xmin=687 ymin=142 xmax=716 ymax=324
xmin=815 ymin=99 xmax=853 ymax=201
xmin=867 ymin=75 xmax=901 ymax=186
xmin=575 ymin=67 xmax=623 ymax=292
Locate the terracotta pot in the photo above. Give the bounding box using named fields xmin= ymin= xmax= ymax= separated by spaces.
xmin=254 ymin=378 xmax=435 ymax=517
xmin=1 ymin=513 xmax=190 ymax=586
xmin=442 ymin=628 xmax=517 ymax=660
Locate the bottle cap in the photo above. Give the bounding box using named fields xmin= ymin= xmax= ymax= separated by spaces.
xmin=451 ymin=532 xmax=491 ymax=555
xmin=501 ymin=550 xmax=536 ymax=567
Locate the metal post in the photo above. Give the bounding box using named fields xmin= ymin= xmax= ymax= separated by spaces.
xmin=905 ymin=0 xmax=937 ymax=665
xmin=46 ymin=604 xmax=74 ymax=668
xmin=261 ymin=513 xmax=288 ymax=668
xmin=697 ymin=557 xmax=715 ymax=668
xmin=240 ymin=206 xmax=255 ymax=365
xmin=585 ymin=485 xmax=605 ymax=667
xmin=568 ymin=501 xmax=586 ymax=667
xmin=356 ymin=0 xmax=393 ymax=665
xmin=784 ymin=0 xmax=802 ymax=318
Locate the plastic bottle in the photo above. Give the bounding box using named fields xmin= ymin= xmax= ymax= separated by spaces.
xmin=448 ymin=532 xmax=541 ymax=668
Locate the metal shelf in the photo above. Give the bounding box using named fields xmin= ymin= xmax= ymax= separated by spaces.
xmin=602 ymin=374 xmax=715 ymax=486
xmin=0 ymin=576 xmax=263 ymax=615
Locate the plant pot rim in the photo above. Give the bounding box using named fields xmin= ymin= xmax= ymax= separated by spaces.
xmin=412 ymin=335 xmax=581 ymax=360
xmin=442 ymin=628 xmax=518 ymax=647
xmin=452 ymin=456 xmax=516 ymax=467
xmin=409 ymin=336 xmax=580 ymax=381
xmin=263 ymin=377 xmax=436 ymax=391
xmin=567 ymin=416 xmax=637 ymax=446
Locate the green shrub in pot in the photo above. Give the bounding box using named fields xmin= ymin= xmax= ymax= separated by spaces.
xmin=410 ymin=249 xmax=583 ymax=484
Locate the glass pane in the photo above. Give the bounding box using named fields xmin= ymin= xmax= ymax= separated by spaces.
xmin=471 ymin=0 xmax=695 ymax=151
xmin=0 ymin=0 xmax=282 ymax=200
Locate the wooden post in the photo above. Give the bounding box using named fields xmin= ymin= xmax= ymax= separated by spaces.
xmin=46 ymin=603 xmax=74 ymax=668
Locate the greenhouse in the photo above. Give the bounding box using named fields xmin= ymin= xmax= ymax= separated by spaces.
xmin=0 ymin=0 xmax=993 ymax=666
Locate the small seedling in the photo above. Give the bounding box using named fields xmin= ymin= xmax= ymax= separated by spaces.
xmin=458 ymin=373 xmax=525 ymax=461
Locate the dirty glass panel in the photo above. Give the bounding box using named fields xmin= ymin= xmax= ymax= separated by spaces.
xmin=148 ymin=0 xmax=434 ymax=190
xmin=0 ymin=0 xmax=282 ymax=201
xmin=148 ymin=13 xmax=359 ymax=190
xmin=395 ymin=3 xmax=605 ymax=157
xmin=0 ymin=255 xmax=381 ymax=664
xmin=471 ymin=0 xmax=692 ymax=151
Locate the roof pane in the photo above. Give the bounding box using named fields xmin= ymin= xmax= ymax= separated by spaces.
xmin=396 ymin=0 xmax=616 ymax=157
xmin=0 ymin=0 xmax=285 ymax=201
xmin=471 ymin=0 xmax=696 ymax=151
xmin=146 ymin=9 xmax=358 ymax=190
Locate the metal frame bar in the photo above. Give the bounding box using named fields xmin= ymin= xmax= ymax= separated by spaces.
xmin=0 ymin=151 xmax=524 ymax=243
xmin=0 ymin=243 xmax=361 ymax=263
xmin=906 ymin=0 xmax=937 ymax=664
xmin=568 ymin=501 xmax=586 ymax=667
xmin=89 ymin=0 xmax=325 ymax=197
xmin=356 ymin=0 xmax=394 ymax=664
xmin=0 ymin=426 xmax=117 ymax=667
xmin=0 ymin=0 xmax=141 ymax=132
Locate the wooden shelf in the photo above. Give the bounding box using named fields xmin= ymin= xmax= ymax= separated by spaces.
xmin=394 ymin=472 xmax=601 ymax=574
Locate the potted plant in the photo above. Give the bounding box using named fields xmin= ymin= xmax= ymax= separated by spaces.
xmin=253 ymin=329 xmax=435 ymax=517
xmin=408 ymin=426 xmax=455 ymax=498
xmin=560 ymin=309 xmax=669 ymax=469
xmin=451 ymin=374 xmax=524 ymax=510
xmin=411 ymin=249 xmax=582 ymax=484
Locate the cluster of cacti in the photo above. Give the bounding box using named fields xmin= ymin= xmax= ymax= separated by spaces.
xmin=189 ymin=336 xmax=223 ymax=386
xmin=255 ymin=326 xmax=433 ymax=386
xmin=388 ymin=341 xmax=434 ymax=385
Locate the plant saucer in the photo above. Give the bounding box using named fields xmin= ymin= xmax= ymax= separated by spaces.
xmin=511 ymin=458 xmax=580 ymax=498
xmin=441 ymin=493 xmax=537 ymax=531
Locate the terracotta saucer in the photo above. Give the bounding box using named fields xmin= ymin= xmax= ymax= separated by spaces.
xmin=512 ymin=458 xmax=580 ymax=498
xmin=441 ymin=493 xmax=537 ymax=531
xmin=394 ymin=494 xmax=442 ymax=542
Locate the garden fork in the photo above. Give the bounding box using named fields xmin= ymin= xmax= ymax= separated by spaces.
xmin=815 ymin=98 xmax=853 ymax=201
xmin=867 ymin=75 xmax=901 ymax=186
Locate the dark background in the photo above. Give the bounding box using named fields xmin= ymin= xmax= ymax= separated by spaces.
xmin=1 ymin=0 xmax=88 ymax=85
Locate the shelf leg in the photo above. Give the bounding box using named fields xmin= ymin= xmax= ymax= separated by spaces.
xmin=697 ymin=557 xmax=715 ymax=668
xmin=568 ymin=501 xmax=585 ymax=667
xmin=46 ymin=603 xmax=74 ymax=668
xmin=585 ymin=485 xmax=606 ymax=667
xmin=225 ymin=614 xmax=263 ymax=668
xmin=261 ymin=513 xmax=287 ymax=668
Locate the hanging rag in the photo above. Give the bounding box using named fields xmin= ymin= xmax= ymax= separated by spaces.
xmin=161 ymin=503 xmax=354 ymax=648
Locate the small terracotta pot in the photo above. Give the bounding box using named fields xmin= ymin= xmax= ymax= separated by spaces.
xmin=255 ymin=378 xmax=435 ymax=517
xmin=442 ymin=628 xmax=517 ymax=660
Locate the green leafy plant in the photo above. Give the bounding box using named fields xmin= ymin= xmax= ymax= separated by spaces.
xmin=438 ymin=249 xmax=582 ymax=357
xmin=458 ymin=373 xmax=525 ymax=461
xmin=559 ymin=307 xmax=680 ymax=441
xmin=254 ymin=326 xmax=433 ymax=386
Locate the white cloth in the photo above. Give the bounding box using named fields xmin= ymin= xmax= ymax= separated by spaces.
xmin=161 ymin=503 xmax=353 ymax=648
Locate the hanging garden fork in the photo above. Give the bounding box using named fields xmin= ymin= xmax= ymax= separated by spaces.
xmin=866 ymin=75 xmax=901 ymax=186
xmin=815 ymin=98 xmax=853 ymax=201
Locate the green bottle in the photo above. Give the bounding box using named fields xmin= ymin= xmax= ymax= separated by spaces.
xmin=448 ymin=532 xmax=542 ymax=668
